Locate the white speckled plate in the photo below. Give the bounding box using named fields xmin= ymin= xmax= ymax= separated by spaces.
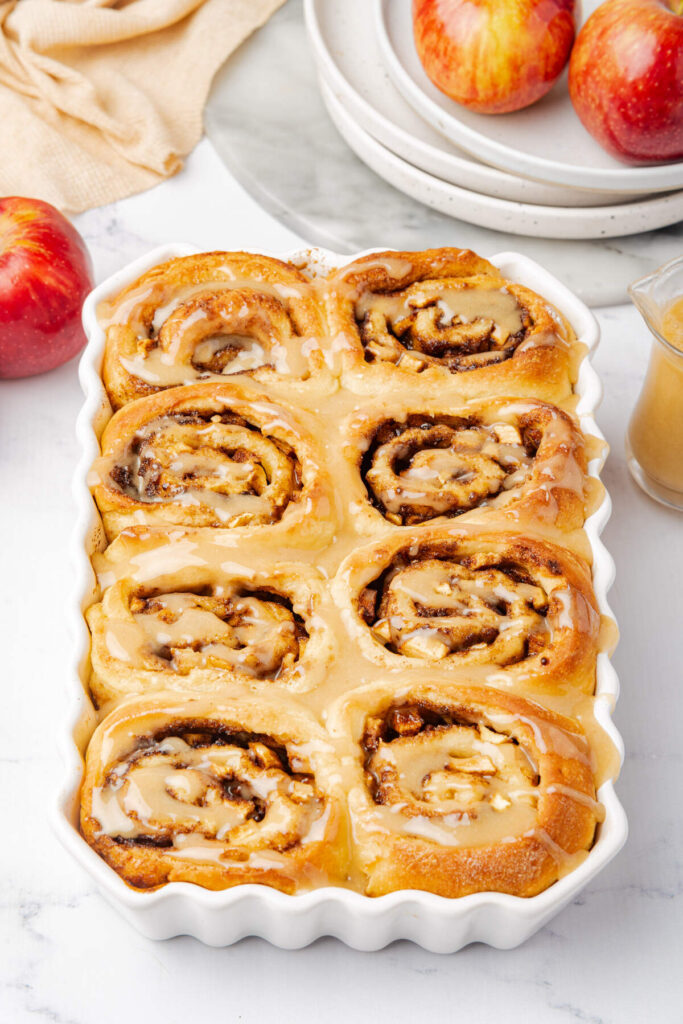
xmin=377 ymin=0 xmax=683 ymax=194
xmin=321 ymin=80 xmax=683 ymax=240
xmin=305 ymin=0 xmax=645 ymax=207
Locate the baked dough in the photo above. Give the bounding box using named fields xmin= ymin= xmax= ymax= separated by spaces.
xmin=81 ymin=693 xmax=349 ymax=892
xmin=327 ymin=680 xmax=599 ymax=897
xmin=332 ymin=525 xmax=600 ymax=695
xmin=101 ymin=251 xmax=329 ymax=410
xmin=324 ymin=248 xmax=578 ymax=402
xmin=87 ymin=534 xmax=335 ymax=705
xmin=78 ymin=245 xmax=610 ymax=899
xmin=340 ymin=395 xmax=591 ymax=545
xmin=91 ymin=380 xmax=334 ymax=546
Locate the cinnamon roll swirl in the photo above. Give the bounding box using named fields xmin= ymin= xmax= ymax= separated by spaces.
xmin=343 ymin=397 xmax=589 ymax=538
xmin=325 ymin=248 xmax=576 ymax=401
xmin=80 ymin=695 xmax=348 ymax=892
xmin=100 ymin=252 xmax=327 ymax=410
xmin=87 ymin=543 xmax=333 ymax=705
xmin=327 ymin=681 xmax=599 ymax=897
xmin=90 ymin=382 xmax=332 ymax=544
xmin=333 ymin=527 xmax=599 ymax=693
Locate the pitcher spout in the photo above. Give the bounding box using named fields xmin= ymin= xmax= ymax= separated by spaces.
xmin=628 ymin=254 xmax=683 ymax=343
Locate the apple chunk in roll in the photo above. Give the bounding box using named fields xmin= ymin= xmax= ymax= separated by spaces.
xmin=100 ymin=251 xmax=328 ymax=410
xmin=80 ymin=695 xmax=349 ymax=892
xmin=327 ymin=682 xmax=600 ymax=898
xmin=333 ymin=527 xmax=600 ymax=693
xmin=89 ymin=381 xmax=333 ymax=544
xmin=325 ymin=248 xmax=578 ymax=401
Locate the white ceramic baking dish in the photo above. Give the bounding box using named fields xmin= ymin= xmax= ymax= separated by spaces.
xmin=53 ymin=243 xmax=627 ymax=952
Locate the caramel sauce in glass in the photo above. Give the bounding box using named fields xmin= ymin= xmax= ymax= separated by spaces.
xmin=628 ymin=295 xmax=683 ymax=509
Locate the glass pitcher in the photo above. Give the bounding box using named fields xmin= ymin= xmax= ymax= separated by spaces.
xmin=626 ymin=255 xmax=683 ymax=511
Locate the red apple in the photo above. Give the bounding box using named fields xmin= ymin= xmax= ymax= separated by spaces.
xmin=569 ymin=0 xmax=683 ymax=163
xmin=0 ymin=196 xmax=94 ymax=379
xmin=413 ymin=0 xmax=579 ymax=115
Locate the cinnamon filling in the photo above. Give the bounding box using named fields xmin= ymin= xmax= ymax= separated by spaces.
xmin=361 ymin=702 xmax=540 ymax=821
xmin=361 ymin=415 xmax=536 ymax=525
xmin=107 ymin=409 xmax=302 ymax=526
xmin=355 ymin=282 xmax=530 ymax=372
xmin=358 ymin=553 xmax=550 ymax=665
xmin=96 ymin=723 xmax=320 ymax=852
xmin=136 ymin=291 xmax=292 ymax=378
xmin=129 ymin=585 xmax=309 ymax=680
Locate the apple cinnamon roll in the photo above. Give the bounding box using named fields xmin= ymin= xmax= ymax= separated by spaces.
xmin=90 ymin=382 xmax=333 ymax=544
xmin=343 ymin=397 xmax=589 ymax=537
xmin=80 ymin=694 xmax=348 ymax=892
xmin=327 ymin=681 xmax=599 ymax=898
xmin=325 ymin=248 xmax=576 ymax=401
xmin=100 ymin=252 xmax=328 ymax=410
xmin=87 ymin=545 xmax=333 ymax=706
xmin=333 ymin=527 xmax=599 ymax=693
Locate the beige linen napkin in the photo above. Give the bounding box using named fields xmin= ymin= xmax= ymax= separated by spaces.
xmin=0 ymin=0 xmax=285 ymax=212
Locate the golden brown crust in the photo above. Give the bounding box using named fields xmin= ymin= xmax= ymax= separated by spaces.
xmin=332 ymin=526 xmax=600 ymax=694
xmin=87 ymin=534 xmax=335 ymax=706
xmin=327 ymin=681 xmax=598 ymax=898
xmin=324 ymin=248 xmax=578 ymax=402
xmin=80 ymin=694 xmax=349 ymax=892
xmin=101 ymin=252 xmax=329 ymax=410
xmin=76 ymin=243 xmax=609 ymax=902
xmin=341 ymin=396 xmax=589 ymax=541
xmin=91 ymin=381 xmax=334 ymax=545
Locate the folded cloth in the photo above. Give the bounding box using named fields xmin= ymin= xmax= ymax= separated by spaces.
xmin=0 ymin=0 xmax=285 ymax=212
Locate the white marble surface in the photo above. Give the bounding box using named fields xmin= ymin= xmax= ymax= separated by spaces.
xmin=205 ymin=0 xmax=683 ymax=308
xmin=1 ymin=137 xmax=682 ymax=1023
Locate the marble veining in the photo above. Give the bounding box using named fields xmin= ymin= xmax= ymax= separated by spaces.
xmin=0 ymin=44 xmax=681 ymax=1024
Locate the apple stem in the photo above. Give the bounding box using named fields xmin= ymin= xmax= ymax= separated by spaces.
xmin=671 ymin=0 xmax=683 ymax=13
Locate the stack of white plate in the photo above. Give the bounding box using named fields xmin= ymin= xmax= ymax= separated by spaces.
xmin=304 ymin=0 xmax=683 ymax=240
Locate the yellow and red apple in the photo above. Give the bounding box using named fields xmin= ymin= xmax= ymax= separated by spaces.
xmin=569 ymin=0 xmax=683 ymax=163
xmin=0 ymin=197 xmax=94 ymax=378
xmin=413 ymin=0 xmax=579 ymax=114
